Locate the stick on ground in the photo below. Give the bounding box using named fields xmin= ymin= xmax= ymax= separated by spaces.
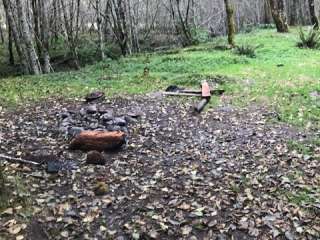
xmin=0 ymin=154 xmax=40 ymax=165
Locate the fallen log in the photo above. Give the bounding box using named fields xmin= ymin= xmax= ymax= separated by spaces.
xmin=69 ymin=131 xmax=126 ymax=152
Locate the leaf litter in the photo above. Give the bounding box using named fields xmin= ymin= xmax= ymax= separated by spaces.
xmin=0 ymin=96 xmax=319 ymax=239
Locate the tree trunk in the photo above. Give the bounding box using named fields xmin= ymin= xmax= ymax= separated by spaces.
xmin=60 ymin=0 xmax=80 ymax=69
xmin=31 ymin=0 xmax=42 ymax=55
xmin=3 ymin=0 xmax=28 ymax=72
xmin=289 ymin=0 xmax=298 ymax=25
xmin=224 ymin=0 xmax=236 ymax=47
xmin=40 ymin=0 xmax=51 ymax=73
xmin=308 ymin=0 xmax=319 ymax=29
xmin=268 ymin=0 xmax=289 ymax=33
xmin=8 ymin=19 xmax=14 ymax=65
xmin=96 ymin=0 xmax=105 ymax=60
xmin=170 ymin=0 xmax=195 ymax=46
xmin=0 ymin=22 xmax=4 ymax=44
xmin=16 ymin=0 xmax=42 ymax=74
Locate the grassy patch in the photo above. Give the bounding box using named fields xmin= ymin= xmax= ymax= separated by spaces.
xmin=286 ymin=187 xmax=319 ymax=206
xmin=0 ymin=28 xmax=319 ymax=128
xmin=287 ymin=138 xmax=320 ymax=157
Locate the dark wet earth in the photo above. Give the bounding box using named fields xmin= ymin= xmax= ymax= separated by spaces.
xmin=0 ymin=96 xmax=319 ymax=240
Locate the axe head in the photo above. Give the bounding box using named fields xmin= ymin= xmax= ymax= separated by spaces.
xmin=201 ymin=81 xmax=211 ymax=98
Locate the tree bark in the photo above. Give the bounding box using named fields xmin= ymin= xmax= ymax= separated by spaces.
xmin=40 ymin=0 xmax=51 ymax=73
xmin=8 ymin=21 xmax=14 ymax=65
xmin=60 ymin=0 xmax=81 ymax=69
xmin=170 ymin=0 xmax=195 ymax=46
xmin=3 ymin=0 xmax=28 ymax=72
xmin=224 ymin=0 xmax=236 ymax=47
xmin=0 ymin=19 xmax=4 ymax=44
xmin=289 ymin=0 xmax=298 ymax=25
xmin=16 ymin=0 xmax=42 ymax=74
xmin=308 ymin=0 xmax=319 ymax=29
xmin=96 ymin=0 xmax=105 ymax=60
xmin=268 ymin=0 xmax=289 ymax=33
xmin=31 ymin=0 xmax=42 ymax=55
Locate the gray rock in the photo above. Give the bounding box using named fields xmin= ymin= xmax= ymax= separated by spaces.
xmin=47 ymin=161 xmax=61 ymax=174
xmin=120 ymin=127 xmax=128 ymax=133
xmin=60 ymin=111 xmax=70 ymax=119
xmin=101 ymin=112 xmax=114 ymax=121
xmin=127 ymin=109 xmax=143 ymax=118
xmin=99 ymin=107 xmax=113 ymax=114
xmin=59 ymin=126 xmax=68 ymax=134
xmin=61 ymin=118 xmax=73 ymax=127
xmin=68 ymin=110 xmax=77 ymax=115
xmin=86 ymin=104 xmax=98 ymax=114
xmin=125 ymin=116 xmax=137 ymax=123
xmin=89 ymin=122 xmax=99 ymax=129
xmin=114 ymin=117 xmax=127 ymax=126
xmin=103 ymin=120 xmax=114 ymax=126
xmin=107 ymin=125 xmax=121 ymax=131
xmin=68 ymin=127 xmax=84 ymax=136
xmin=79 ymin=108 xmax=86 ymax=116
xmin=65 ymin=210 xmax=79 ymax=219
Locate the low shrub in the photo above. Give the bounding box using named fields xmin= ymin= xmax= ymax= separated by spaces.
xmin=297 ymin=26 xmax=320 ymax=49
xmin=234 ymin=44 xmax=260 ymax=58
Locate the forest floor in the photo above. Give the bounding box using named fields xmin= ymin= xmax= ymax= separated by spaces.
xmin=0 ymin=96 xmax=319 ymax=240
xmin=0 ymin=28 xmax=319 ymax=239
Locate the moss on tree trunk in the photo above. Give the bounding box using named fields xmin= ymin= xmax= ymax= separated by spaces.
xmin=224 ymin=0 xmax=236 ymax=47
xmin=268 ymin=0 xmax=289 ymax=33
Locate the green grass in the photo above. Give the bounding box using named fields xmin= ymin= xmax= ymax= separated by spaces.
xmin=287 ymin=138 xmax=320 ymax=157
xmin=0 ymin=28 xmax=319 ymax=128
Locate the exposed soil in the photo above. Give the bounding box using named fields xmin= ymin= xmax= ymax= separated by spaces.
xmin=0 ymin=96 xmax=319 ymax=240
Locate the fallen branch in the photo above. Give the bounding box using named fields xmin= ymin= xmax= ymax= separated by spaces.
xmin=0 ymin=154 xmax=40 ymax=165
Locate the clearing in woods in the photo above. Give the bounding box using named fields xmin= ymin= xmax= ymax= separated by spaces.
xmin=0 ymin=29 xmax=319 ymax=239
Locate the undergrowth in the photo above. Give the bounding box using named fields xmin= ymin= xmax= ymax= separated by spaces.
xmin=297 ymin=26 xmax=320 ymax=49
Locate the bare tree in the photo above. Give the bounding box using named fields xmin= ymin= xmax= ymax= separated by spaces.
xmin=169 ymin=0 xmax=196 ymax=46
xmin=60 ymin=0 xmax=81 ymax=69
xmin=107 ymin=0 xmax=130 ymax=55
